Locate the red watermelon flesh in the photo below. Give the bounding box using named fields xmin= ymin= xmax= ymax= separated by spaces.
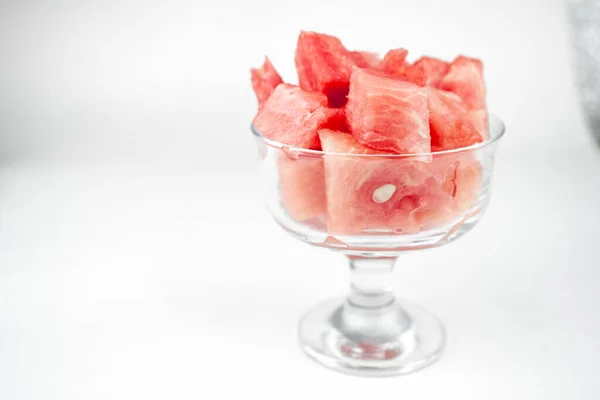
xmin=387 ymin=195 xmax=422 ymax=234
xmin=295 ymin=31 xmax=357 ymax=108
xmin=439 ymin=56 xmax=485 ymax=109
xmin=439 ymin=56 xmax=488 ymax=138
xmin=252 ymin=84 xmax=335 ymax=149
xmin=381 ymin=49 xmax=431 ymax=87
xmin=278 ymin=153 xmax=326 ymax=222
xmin=346 ymin=68 xmax=431 ymax=154
xmin=350 ymin=51 xmax=382 ymax=69
xmin=265 ymin=93 xmax=347 ymax=221
xmin=322 ymin=106 xmax=349 ymax=133
xmin=453 ymin=154 xmax=482 ymax=213
xmin=381 ymin=48 xmax=409 ymax=75
xmin=427 ymin=152 xmax=482 ymax=217
xmin=427 ymin=87 xmax=483 ymax=150
xmin=320 ymin=129 xmax=436 ymax=234
xmin=395 ymin=63 xmax=428 ymax=86
xmin=415 ymin=153 xmax=482 ymax=229
xmin=412 ymin=56 xmax=449 ymax=87
xmin=413 ymin=155 xmax=459 ymax=229
xmin=468 ymin=109 xmax=489 ymax=140
xmin=250 ymin=57 xmax=284 ymax=108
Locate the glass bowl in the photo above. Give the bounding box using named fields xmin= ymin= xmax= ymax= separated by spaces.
xmin=251 ymin=116 xmax=505 ymax=376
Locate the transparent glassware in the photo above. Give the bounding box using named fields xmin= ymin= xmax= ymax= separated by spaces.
xmin=251 ymin=116 xmax=505 ymax=377
xmin=566 ymin=0 xmax=600 ymax=147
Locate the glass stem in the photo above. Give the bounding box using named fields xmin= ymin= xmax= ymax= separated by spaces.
xmin=347 ymin=256 xmax=397 ymax=309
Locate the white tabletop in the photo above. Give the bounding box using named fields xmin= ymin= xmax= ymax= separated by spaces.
xmin=1 ymin=148 xmax=599 ymax=399
xmin=2 ymin=0 xmax=600 ymax=398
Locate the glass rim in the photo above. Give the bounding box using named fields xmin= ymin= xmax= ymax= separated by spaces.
xmin=251 ymin=114 xmax=505 ymax=158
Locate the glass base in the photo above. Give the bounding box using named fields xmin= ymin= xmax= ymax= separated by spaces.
xmin=298 ymin=297 xmax=445 ymax=377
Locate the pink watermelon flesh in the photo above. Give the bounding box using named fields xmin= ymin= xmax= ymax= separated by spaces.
xmin=396 ymin=63 xmax=428 ymax=86
xmin=346 ymin=68 xmax=431 ymax=154
xmin=319 ymin=129 xmax=482 ymax=234
xmin=381 ymin=48 xmax=409 ymax=75
xmin=295 ymin=31 xmax=357 ymax=108
xmin=278 ymin=153 xmax=326 ymax=222
xmin=397 ymin=153 xmax=481 ymax=230
xmin=451 ymin=153 xmax=482 ymax=214
xmin=439 ymin=56 xmax=488 ymax=138
xmin=439 ymin=56 xmax=485 ymax=109
xmin=427 ymin=87 xmax=483 ymax=150
xmin=250 ymin=57 xmax=283 ymax=108
xmin=412 ymin=56 xmax=449 ymax=87
xmin=426 ymin=152 xmax=482 ymax=218
xmin=413 ymin=154 xmax=460 ymax=230
xmin=350 ymin=51 xmax=382 ymax=69
xmin=322 ymin=106 xmax=349 ymax=133
xmin=319 ymin=129 xmax=459 ymax=234
xmin=385 ymin=57 xmax=449 ymax=88
xmin=252 ymin=84 xmax=335 ymax=149
xmin=468 ymin=109 xmax=488 ymax=139
xmin=381 ymin=49 xmax=432 ymax=87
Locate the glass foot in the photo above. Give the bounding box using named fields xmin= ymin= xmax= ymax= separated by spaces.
xmin=298 ymin=298 xmax=445 ymax=377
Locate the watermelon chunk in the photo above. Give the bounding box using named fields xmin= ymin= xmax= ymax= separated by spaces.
xmin=295 ymin=31 xmax=357 ymax=107
xmin=346 ymin=68 xmax=431 ymax=154
xmin=408 ymin=154 xmax=481 ymax=230
xmin=278 ymin=153 xmax=326 ymax=222
xmin=412 ymin=56 xmax=449 ymax=87
xmin=252 ymin=84 xmax=334 ymax=149
xmin=381 ymin=48 xmax=409 ymax=75
xmin=250 ymin=57 xmax=283 ymax=107
xmin=413 ymin=155 xmax=459 ymax=229
xmin=439 ymin=56 xmax=485 ymax=109
xmin=381 ymin=49 xmax=434 ymax=86
xmin=382 ymin=54 xmax=449 ymax=87
xmin=427 ymin=87 xmax=483 ymax=150
xmin=320 ymin=129 xmax=435 ymax=234
xmin=253 ymin=84 xmax=342 ymax=221
xmin=453 ymin=154 xmax=482 ymax=213
xmin=468 ymin=109 xmax=488 ymax=139
xmin=395 ymin=64 xmax=428 ymax=86
xmin=426 ymin=152 xmax=482 ymax=218
xmin=350 ymin=51 xmax=382 ymax=69
xmin=439 ymin=56 xmax=488 ymax=138
xmin=322 ymin=106 xmax=349 ymax=133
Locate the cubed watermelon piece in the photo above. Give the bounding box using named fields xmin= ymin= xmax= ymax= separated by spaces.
xmin=346 ymin=68 xmax=431 ymax=154
xmin=468 ymin=109 xmax=488 ymax=139
xmin=381 ymin=49 xmax=433 ymax=86
xmin=396 ymin=64 xmax=428 ymax=86
xmin=250 ymin=57 xmax=283 ymax=107
xmin=427 ymin=153 xmax=482 ymax=218
xmin=381 ymin=48 xmax=409 ymax=75
xmin=278 ymin=153 xmax=326 ymax=222
xmin=350 ymin=51 xmax=382 ymax=69
xmin=412 ymin=56 xmax=449 ymax=87
xmin=322 ymin=106 xmax=349 ymax=133
xmin=252 ymin=84 xmax=334 ymax=149
xmin=412 ymin=154 xmax=482 ymax=229
xmin=427 ymin=87 xmax=483 ymax=150
xmin=295 ymin=31 xmax=357 ymax=107
xmin=320 ymin=129 xmax=434 ymax=234
xmin=453 ymin=155 xmax=482 ymax=213
xmin=439 ymin=56 xmax=488 ymax=138
xmin=413 ymin=156 xmax=459 ymax=229
xmin=439 ymin=56 xmax=485 ymax=109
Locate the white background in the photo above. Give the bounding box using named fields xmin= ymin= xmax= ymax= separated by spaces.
xmin=1 ymin=0 xmax=600 ymax=399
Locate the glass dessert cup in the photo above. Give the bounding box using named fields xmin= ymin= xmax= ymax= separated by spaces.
xmin=251 ymin=116 xmax=505 ymax=377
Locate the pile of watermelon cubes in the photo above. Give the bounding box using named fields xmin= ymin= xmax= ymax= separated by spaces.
xmin=251 ymin=31 xmax=488 ymax=235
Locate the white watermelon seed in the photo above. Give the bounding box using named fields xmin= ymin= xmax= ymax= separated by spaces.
xmin=372 ymin=184 xmax=397 ymax=204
